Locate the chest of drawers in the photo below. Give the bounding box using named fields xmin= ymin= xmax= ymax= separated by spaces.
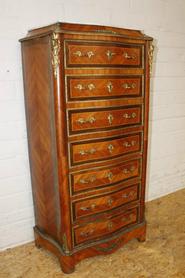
xmin=20 ymin=22 xmax=153 ymax=273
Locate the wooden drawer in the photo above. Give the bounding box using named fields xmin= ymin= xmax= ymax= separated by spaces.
xmin=71 ymin=159 xmax=140 ymax=193
xmin=71 ymin=133 xmax=141 ymax=166
xmin=65 ymin=42 xmax=142 ymax=68
xmin=73 ymin=184 xmax=139 ymax=220
xmin=67 ymin=76 xmax=142 ymax=101
xmin=69 ymin=106 xmax=142 ymax=135
xmin=74 ymin=207 xmax=138 ymax=245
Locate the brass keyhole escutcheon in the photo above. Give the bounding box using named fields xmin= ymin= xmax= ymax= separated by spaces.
xmin=107 ymin=82 xmax=113 ymax=93
xmin=108 ymin=114 xmax=114 ymax=125
xmin=108 ymin=144 xmax=114 ymax=154
xmin=107 ymin=221 xmax=113 ymax=230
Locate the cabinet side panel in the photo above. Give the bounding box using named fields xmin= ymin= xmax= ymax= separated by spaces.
xmin=21 ymin=36 xmax=60 ymax=241
xmin=140 ymin=41 xmax=151 ymax=222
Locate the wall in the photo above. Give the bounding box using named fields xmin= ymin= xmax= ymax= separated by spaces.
xmin=1 ymin=0 xmax=185 ymax=250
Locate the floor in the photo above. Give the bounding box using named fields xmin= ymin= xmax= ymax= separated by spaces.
xmin=1 ymin=189 xmax=185 ymax=278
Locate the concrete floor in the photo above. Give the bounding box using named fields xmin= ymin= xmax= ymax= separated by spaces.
xmin=1 ymin=189 xmax=185 ymax=278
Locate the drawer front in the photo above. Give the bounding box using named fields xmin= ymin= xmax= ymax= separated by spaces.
xmin=67 ymin=76 xmax=142 ymax=100
xmin=74 ymin=207 xmax=138 ymax=245
xmin=69 ymin=106 xmax=141 ymax=134
xmin=74 ymin=184 xmax=139 ymax=220
xmin=66 ymin=42 xmax=142 ymax=67
xmin=71 ymin=133 xmax=141 ymax=165
xmin=71 ymin=159 xmax=140 ymax=193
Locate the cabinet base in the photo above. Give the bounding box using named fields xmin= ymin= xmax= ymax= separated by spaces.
xmin=34 ymin=222 xmax=146 ymax=274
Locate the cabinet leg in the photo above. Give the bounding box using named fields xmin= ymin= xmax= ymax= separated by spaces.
xmin=35 ymin=242 xmax=42 ymax=248
xmin=34 ymin=235 xmax=42 ymax=249
xmin=59 ymin=255 xmax=75 ymax=274
xmin=137 ymin=232 xmax=146 ymax=242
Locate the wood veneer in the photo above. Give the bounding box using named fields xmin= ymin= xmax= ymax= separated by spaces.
xmin=20 ymin=22 xmax=153 ymax=274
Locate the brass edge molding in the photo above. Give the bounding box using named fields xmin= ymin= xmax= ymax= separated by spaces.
xmin=148 ymin=43 xmax=154 ymax=76
xmin=62 ymin=233 xmax=70 ymax=254
xmin=59 ymin=29 xmax=152 ymax=41
xmin=34 ymin=222 xmax=145 ymax=255
xmin=51 ymin=33 xmax=61 ymax=78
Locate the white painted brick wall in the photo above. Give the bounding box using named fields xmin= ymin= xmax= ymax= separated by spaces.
xmin=1 ymin=0 xmax=185 ymax=250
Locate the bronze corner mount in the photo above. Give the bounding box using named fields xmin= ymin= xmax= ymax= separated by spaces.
xmin=51 ymin=32 xmax=61 ymax=78
xmin=148 ymin=43 xmax=154 ymax=76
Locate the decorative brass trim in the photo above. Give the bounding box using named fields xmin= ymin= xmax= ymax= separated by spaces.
xmin=80 ymin=203 xmax=96 ymax=211
xmin=107 ymin=144 xmax=114 ymax=154
xmin=148 ymin=43 xmax=154 ymax=76
xmin=73 ymin=50 xmax=95 ymax=59
xmin=34 ymin=220 xmax=145 ymax=255
xmin=106 ymin=82 xmax=114 ymax=93
xmin=77 ymin=116 xmax=96 ymax=124
xmin=79 ymin=148 xmax=96 ymax=156
xmin=80 ymin=229 xmax=94 ymax=238
xmin=123 ymin=140 xmax=136 ymax=148
xmin=123 ymin=112 xmax=137 ymax=119
xmin=123 ymin=52 xmax=136 ymax=60
xmin=51 ymin=33 xmax=61 ymax=78
xmin=79 ymin=175 xmax=97 ymax=184
xmin=123 ymin=165 xmax=136 ymax=174
xmin=107 ymin=198 xmax=114 ymax=207
xmin=62 ymin=233 xmax=69 ymax=253
xmin=122 ymin=82 xmax=136 ymax=89
xmin=106 ymin=171 xmax=113 ymax=181
xmin=106 ymin=50 xmax=116 ymax=60
xmin=107 ymin=113 xmax=114 ymax=125
xmin=74 ymin=83 xmax=96 ymax=91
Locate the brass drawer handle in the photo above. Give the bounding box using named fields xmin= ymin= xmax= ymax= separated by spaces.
xmin=122 ymin=83 xmax=136 ymax=89
xmin=107 ymin=82 xmax=113 ymax=93
xmin=107 ymin=221 xmax=113 ymax=230
xmin=123 ymin=140 xmax=136 ymax=148
xmin=106 ymin=171 xmax=113 ymax=181
xmin=108 ymin=113 xmax=114 ymax=125
xmin=106 ymin=50 xmax=116 ymax=60
xmin=77 ymin=116 xmax=96 ymax=124
xmin=73 ymin=50 xmax=95 ymax=59
xmin=123 ymin=112 xmax=137 ymax=119
xmin=107 ymin=197 xmax=114 ymax=207
xmin=122 ymin=193 xmax=129 ymax=199
xmin=74 ymin=83 xmax=96 ymax=91
xmin=80 ymin=203 xmax=96 ymax=211
xmin=108 ymin=144 xmax=114 ymax=154
xmin=80 ymin=229 xmax=94 ymax=238
xmin=122 ymin=191 xmax=136 ymax=199
xmin=123 ymin=52 xmax=136 ymax=60
xmin=123 ymin=166 xmax=136 ymax=174
xmin=79 ymin=148 xmax=96 ymax=156
xmin=79 ymin=175 xmax=97 ymax=184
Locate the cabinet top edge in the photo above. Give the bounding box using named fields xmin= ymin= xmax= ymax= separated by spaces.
xmin=19 ymin=22 xmax=153 ymax=42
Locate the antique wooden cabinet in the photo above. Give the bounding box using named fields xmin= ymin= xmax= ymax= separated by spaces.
xmin=20 ymin=22 xmax=153 ymax=273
